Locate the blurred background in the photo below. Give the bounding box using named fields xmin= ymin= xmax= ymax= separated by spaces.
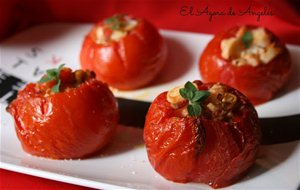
xmin=0 ymin=0 xmax=299 ymax=43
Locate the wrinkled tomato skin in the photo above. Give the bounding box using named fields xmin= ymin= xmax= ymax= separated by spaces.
xmin=80 ymin=19 xmax=167 ymax=90
xmin=199 ymin=26 xmax=291 ymax=105
xmin=144 ymin=83 xmax=261 ymax=188
xmin=7 ymin=80 xmax=118 ymax=159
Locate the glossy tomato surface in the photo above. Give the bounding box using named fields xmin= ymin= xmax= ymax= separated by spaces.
xmin=144 ymin=82 xmax=261 ymax=188
xmin=80 ymin=16 xmax=167 ymax=90
xmin=199 ymin=25 xmax=291 ymax=105
xmin=7 ymin=79 xmax=118 ymax=159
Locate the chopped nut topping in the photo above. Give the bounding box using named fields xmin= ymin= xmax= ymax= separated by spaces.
xmin=222 ymin=93 xmax=237 ymax=103
xmin=167 ymin=85 xmax=186 ymax=109
xmin=205 ymin=84 xmax=238 ymax=120
xmin=222 ymin=93 xmax=237 ymax=110
xmin=207 ymin=102 xmax=218 ymax=112
xmin=167 ymin=83 xmax=198 ymax=109
xmin=110 ymin=30 xmax=127 ymax=41
xmin=95 ymin=27 xmax=106 ymax=44
xmin=124 ymin=20 xmax=138 ymax=31
xmin=251 ymin=27 xmax=270 ymax=47
xmin=221 ymin=37 xmax=244 ymax=60
xmin=259 ymin=43 xmax=282 ymax=63
xmin=235 ymin=26 xmax=247 ymax=38
xmin=74 ymin=70 xmax=85 ymax=83
xmin=240 ymin=53 xmax=260 ymax=66
xmin=208 ymin=84 xmax=226 ymax=95
xmin=220 ymin=27 xmax=281 ymax=67
xmin=73 ymin=69 xmax=95 ymax=84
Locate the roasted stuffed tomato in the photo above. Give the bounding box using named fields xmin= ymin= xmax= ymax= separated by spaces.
xmin=199 ymin=25 xmax=291 ymax=105
xmin=6 ymin=65 xmax=119 ymax=159
xmin=144 ymin=80 xmax=261 ymax=188
xmin=80 ymin=14 xmax=167 ymax=90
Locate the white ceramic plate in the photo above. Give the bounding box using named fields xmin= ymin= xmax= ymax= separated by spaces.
xmin=1 ymin=23 xmax=299 ymax=190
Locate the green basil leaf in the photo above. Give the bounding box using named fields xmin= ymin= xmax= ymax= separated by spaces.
xmin=192 ymin=91 xmax=211 ymax=102
xmin=39 ymin=64 xmax=65 ymax=93
xmin=179 ymin=81 xmax=211 ymax=117
xmin=242 ymin=31 xmax=253 ymax=48
xmin=57 ymin=64 xmax=65 ymax=71
xmin=46 ymin=69 xmax=58 ymax=78
xmin=104 ymin=17 xmax=115 ymax=24
xmin=104 ymin=15 xmax=121 ymax=30
xmin=187 ymin=90 xmax=194 ymax=100
xmin=179 ymin=88 xmax=188 ymax=99
xmin=187 ymin=103 xmax=201 ymax=117
xmin=184 ymin=81 xmax=197 ymax=92
xmin=38 ymin=76 xmax=53 ymax=83
xmin=51 ymin=80 xmax=61 ymax=93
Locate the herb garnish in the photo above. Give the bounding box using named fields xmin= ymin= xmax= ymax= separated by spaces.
xmin=38 ymin=64 xmax=65 ymax=93
xmin=104 ymin=15 xmax=124 ymax=30
xmin=242 ymin=31 xmax=253 ymax=48
xmin=179 ymin=81 xmax=210 ymax=117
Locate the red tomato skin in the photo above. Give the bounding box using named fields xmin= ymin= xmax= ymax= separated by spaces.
xmin=144 ymin=83 xmax=261 ymax=188
xmin=199 ymin=25 xmax=291 ymax=105
xmin=7 ymin=80 xmax=119 ymax=159
xmin=80 ymin=19 xmax=167 ymax=90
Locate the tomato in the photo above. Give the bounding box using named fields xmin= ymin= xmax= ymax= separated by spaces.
xmin=80 ymin=14 xmax=167 ymax=90
xmin=6 ymin=68 xmax=118 ymax=159
xmin=199 ymin=25 xmax=291 ymax=105
xmin=144 ymin=81 xmax=261 ymax=188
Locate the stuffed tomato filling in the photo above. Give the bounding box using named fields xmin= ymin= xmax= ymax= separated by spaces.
xmin=93 ymin=14 xmax=138 ymax=44
xmin=166 ymin=81 xmax=240 ymax=122
xmin=221 ymin=26 xmax=282 ymax=67
xmin=37 ymin=65 xmax=96 ymax=96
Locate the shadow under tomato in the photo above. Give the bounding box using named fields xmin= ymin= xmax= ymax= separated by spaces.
xmin=150 ymin=36 xmax=194 ymax=86
xmin=92 ymin=125 xmax=144 ymax=158
xmin=272 ymin=47 xmax=300 ymax=100
xmin=237 ymin=141 xmax=299 ymax=185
